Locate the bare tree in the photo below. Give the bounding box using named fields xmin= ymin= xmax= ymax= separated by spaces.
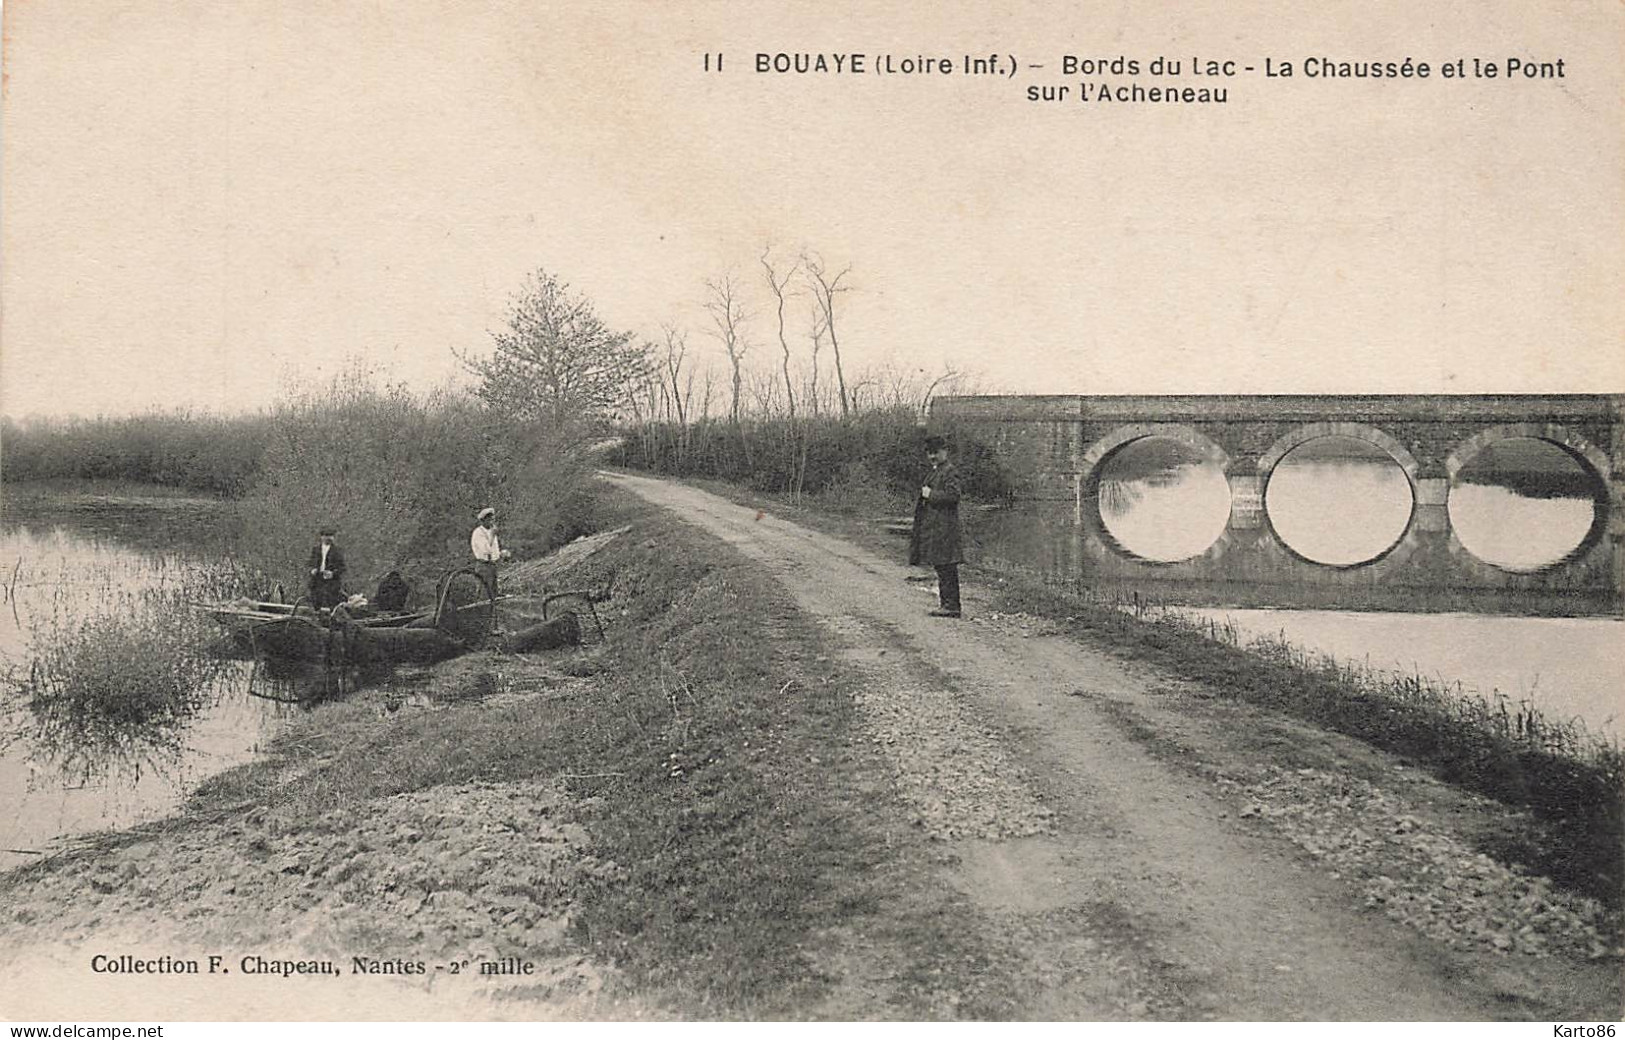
xmin=698 ymin=364 xmax=717 ymax=421
xmin=806 ymin=301 xmax=827 ymax=417
xmin=847 ymin=376 xmax=876 ymax=413
xmin=870 ymin=359 xmax=912 ymax=408
xmin=855 ymin=359 xmax=970 ymax=416
xmin=653 ymin=323 xmax=695 ymax=466
xmin=703 ymin=274 xmax=750 ymax=424
xmin=744 ymin=369 xmax=774 ymax=415
xmin=802 ymin=252 xmax=853 ymax=417
xmin=622 ymin=369 xmax=654 ymax=460
xmin=462 ymin=267 xmax=649 ymax=434
xmin=658 ymin=323 xmax=691 ymax=428
xmin=918 ymin=364 xmax=964 ymax=421
xmin=760 ymin=246 xmax=800 ymax=420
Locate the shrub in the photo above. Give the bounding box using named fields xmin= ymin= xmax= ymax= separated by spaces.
xmin=616 ymin=408 xmax=1016 ymax=504
xmin=233 ymin=370 xmax=597 ymax=601
xmin=818 ymin=460 xmax=900 ymax=517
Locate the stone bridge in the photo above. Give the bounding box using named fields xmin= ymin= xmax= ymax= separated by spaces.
xmin=930 ymin=394 xmax=1624 ymax=616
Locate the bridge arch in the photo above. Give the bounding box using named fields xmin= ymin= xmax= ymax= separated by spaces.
xmin=1256 ymin=422 xmax=1420 ymax=569
xmin=1444 ymin=423 xmax=1612 ymax=574
xmin=1079 ymin=422 xmax=1230 ymax=473
xmin=1444 ymin=422 xmax=1610 ymax=483
xmin=1079 ymin=424 xmax=1232 ymax=565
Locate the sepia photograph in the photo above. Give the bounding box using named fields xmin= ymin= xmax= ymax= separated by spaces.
xmin=1 ymin=0 xmax=1621 ymax=1028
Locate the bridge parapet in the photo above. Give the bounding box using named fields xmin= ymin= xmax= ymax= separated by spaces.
xmin=932 ymin=394 xmax=1624 ymax=616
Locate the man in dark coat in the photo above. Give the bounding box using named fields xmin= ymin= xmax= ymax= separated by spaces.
xmin=306 ymin=526 xmax=346 ymax=609
xmin=909 ymin=434 xmax=964 ymax=618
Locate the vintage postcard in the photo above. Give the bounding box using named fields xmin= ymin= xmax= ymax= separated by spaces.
xmin=1 ymin=0 xmax=1620 ymax=1028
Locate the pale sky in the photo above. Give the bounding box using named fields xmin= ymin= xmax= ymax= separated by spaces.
xmin=3 ymin=0 xmax=1622 ymax=418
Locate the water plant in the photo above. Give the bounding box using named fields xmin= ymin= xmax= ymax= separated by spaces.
xmin=0 ymin=550 xmax=246 ymax=785
xmin=1143 ymin=602 xmax=1623 ymax=786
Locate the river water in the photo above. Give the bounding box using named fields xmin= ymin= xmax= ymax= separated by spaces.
xmin=0 ymin=493 xmax=307 ymax=872
xmin=1182 ymin=608 xmax=1621 ymax=738
xmin=1058 ymin=435 xmax=1621 ymax=737
xmin=1095 ymin=432 xmax=1601 ymax=569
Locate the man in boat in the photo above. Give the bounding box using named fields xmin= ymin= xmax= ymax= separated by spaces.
xmin=470 ymin=506 xmax=510 ymax=598
xmin=306 ymin=526 xmax=347 ymax=609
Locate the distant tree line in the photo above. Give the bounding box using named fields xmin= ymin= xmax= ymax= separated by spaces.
xmin=612 ymin=409 xmax=1015 ymax=517
xmin=595 ymin=245 xmax=1009 ymax=513
xmin=1 ymin=412 xmax=270 ymax=495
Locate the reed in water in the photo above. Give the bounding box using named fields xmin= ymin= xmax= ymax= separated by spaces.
xmin=2 ymin=558 xmax=241 ymax=783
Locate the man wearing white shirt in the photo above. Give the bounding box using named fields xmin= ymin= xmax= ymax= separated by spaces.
xmin=470 ymin=507 xmax=509 ymax=597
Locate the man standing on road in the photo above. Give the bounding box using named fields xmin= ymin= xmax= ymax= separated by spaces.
xmin=306 ymin=526 xmax=346 ymax=609
xmin=470 ymin=506 xmax=510 ymax=598
xmin=909 ymin=434 xmax=964 ymax=618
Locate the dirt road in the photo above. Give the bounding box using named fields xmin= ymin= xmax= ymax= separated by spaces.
xmin=601 ymin=471 xmax=1611 ymax=1021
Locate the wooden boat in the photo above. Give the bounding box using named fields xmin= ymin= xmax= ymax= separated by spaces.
xmin=201 ymin=599 xmax=429 ymax=648
xmin=256 ymin=613 xmax=472 ymax=665
xmin=197 ymin=567 xmax=498 ymax=667
xmin=349 ymin=621 xmax=468 ymax=664
xmin=202 ymin=603 xmax=476 ymax=665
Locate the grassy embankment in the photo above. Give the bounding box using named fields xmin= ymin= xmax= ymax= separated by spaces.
xmin=166 ymin=488 xmax=1019 ymax=1017
xmin=655 ymin=471 xmax=1624 ymax=913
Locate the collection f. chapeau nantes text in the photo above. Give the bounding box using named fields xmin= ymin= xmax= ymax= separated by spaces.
xmin=89 ymin=953 xmax=535 ymax=979
xmin=718 ymin=52 xmax=1568 ymax=105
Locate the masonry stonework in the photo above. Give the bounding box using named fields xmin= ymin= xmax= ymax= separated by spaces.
xmin=931 ymin=394 xmax=1624 ymax=616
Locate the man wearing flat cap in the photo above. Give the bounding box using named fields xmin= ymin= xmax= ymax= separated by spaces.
xmin=306 ymin=526 xmax=346 ymax=609
xmin=910 ymin=434 xmax=964 ymax=618
xmin=470 ymin=507 xmax=510 ymax=597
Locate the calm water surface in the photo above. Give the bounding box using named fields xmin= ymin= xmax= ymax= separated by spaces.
xmin=1184 ymin=607 xmax=1621 ymax=738
xmin=1095 ymin=433 xmax=1600 ymax=568
xmin=1265 ymin=438 xmax=1414 ymax=565
xmin=1000 ymin=439 xmax=1619 ymax=737
xmin=0 ymin=496 xmax=302 ymax=872
xmin=1097 ymin=436 xmax=1230 ymax=562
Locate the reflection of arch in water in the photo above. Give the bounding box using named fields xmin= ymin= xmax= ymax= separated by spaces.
xmin=1259 ymin=423 xmax=1418 ymax=568
xmin=1445 ymin=424 xmax=1610 ymax=573
xmin=1080 ymin=424 xmax=1232 ymax=563
xmin=1096 ymin=479 xmax=1142 ymax=517
xmin=1445 ymin=423 xmax=1610 ymax=490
